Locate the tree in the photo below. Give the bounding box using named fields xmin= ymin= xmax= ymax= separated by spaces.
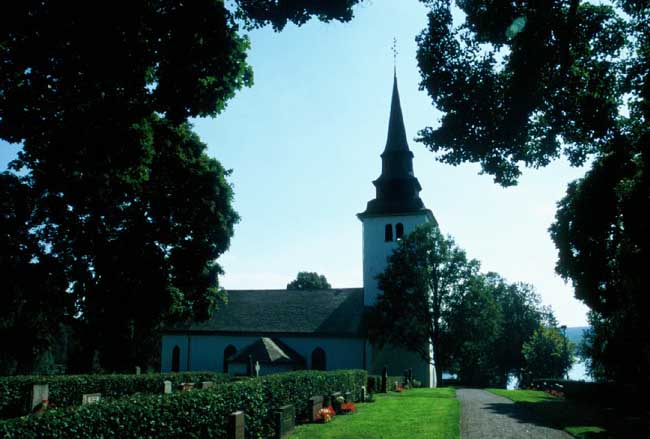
xmin=0 ymin=0 xmax=361 ymax=372
xmin=483 ymin=273 xmax=554 ymax=386
xmin=444 ymin=275 xmax=502 ymax=387
xmin=367 ymin=223 xmax=479 ymax=383
xmin=286 ymin=272 xmax=331 ymax=290
xmin=415 ymin=0 xmax=649 ymax=390
xmin=522 ymin=326 xmax=575 ymax=385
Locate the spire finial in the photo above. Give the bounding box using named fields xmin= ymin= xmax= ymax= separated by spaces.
xmin=391 ymin=37 xmax=398 ymax=75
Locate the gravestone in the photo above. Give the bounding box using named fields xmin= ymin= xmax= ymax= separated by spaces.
xmin=163 ymin=380 xmax=172 ymax=394
xmin=360 ymin=385 xmax=367 ymax=402
xmin=82 ymin=393 xmax=101 ymax=405
xmin=330 ymin=391 xmax=343 ymax=413
xmin=254 ymin=361 xmax=260 ymax=377
xmin=200 ymin=381 xmax=214 ymax=390
xmin=228 ymin=411 xmax=245 ymax=439
xmin=179 ymin=382 xmax=195 ymax=391
xmin=308 ymin=396 xmax=323 ymax=422
xmin=344 ymin=391 xmax=352 ymax=403
xmin=135 ymin=366 xmax=141 ymax=375
xmin=246 ymin=355 xmax=254 ymax=377
xmin=408 ymin=369 xmax=413 ymax=386
xmin=380 ymin=365 xmax=388 ymax=393
xmin=273 ymin=404 xmax=295 ymax=439
xmin=30 ymin=383 xmax=49 ymax=411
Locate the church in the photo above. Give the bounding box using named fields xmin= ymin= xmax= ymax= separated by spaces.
xmin=161 ymin=73 xmax=437 ymax=387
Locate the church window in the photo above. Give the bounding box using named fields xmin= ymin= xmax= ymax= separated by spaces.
xmin=385 ymin=224 xmax=393 ymax=242
xmin=223 ymin=345 xmax=237 ymax=373
xmin=311 ymin=347 xmax=326 ymax=371
xmin=396 ymin=223 xmax=404 ymax=240
xmin=171 ymin=345 xmax=180 ymax=372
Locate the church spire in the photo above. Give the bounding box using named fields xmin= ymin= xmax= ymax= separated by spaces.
xmin=384 ymin=72 xmax=409 ymax=153
xmin=358 ymin=72 xmax=427 ymax=218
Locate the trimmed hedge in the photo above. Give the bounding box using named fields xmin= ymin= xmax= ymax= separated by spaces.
xmin=261 ymin=370 xmax=366 ymax=420
xmin=0 ymin=369 xmax=367 ymax=439
xmin=0 ymin=372 xmax=230 ymax=419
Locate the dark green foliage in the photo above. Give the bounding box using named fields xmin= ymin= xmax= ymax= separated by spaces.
xmin=260 ymin=370 xmax=366 ymax=420
xmin=0 ymin=372 xmax=231 ymax=419
xmin=370 ymin=224 xmax=558 ymax=387
xmin=550 ymin=150 xmax=649 ymax=388
xmin=416 ymin=0 xmax=650 ymax=392
xmin=286 ymin=272 xmax=332 ymax=290
xmin=0 ymin=1 xmax=360 ymax=373
xmin=368 ymin=223 xmax=479 ymax=383
xmin=0 ymin=370 xmax=366 ymax=438
xmin=522 ymin=327 xmax=575 ymax=385
xmin=444 ymin=276 xmax=502 ymax=387
xmin=416 ymin=0 xmax=628 ymax=186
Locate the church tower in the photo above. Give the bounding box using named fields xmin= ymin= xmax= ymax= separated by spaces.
xmin=358 ymin=73 xmax=436 ymax=307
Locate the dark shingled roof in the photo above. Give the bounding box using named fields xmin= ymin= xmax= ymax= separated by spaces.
xmin=229 ymin=337 xmax=305 ymax=365
xmin=167 ymin=288 xmax=365 ymax=337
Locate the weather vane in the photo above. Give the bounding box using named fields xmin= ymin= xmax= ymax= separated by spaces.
xmin=391 ymin=37 xmax=398 ymax=69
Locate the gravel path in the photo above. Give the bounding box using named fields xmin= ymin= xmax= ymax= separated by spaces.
xmin=457 ymin=388 xmax=572 ymax=439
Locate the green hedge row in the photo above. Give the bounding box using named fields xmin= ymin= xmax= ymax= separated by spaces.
xmin=0 ymin=369 xmax=367 ymax=439
xmin=0 ymin=372 xmax=230 ymax=419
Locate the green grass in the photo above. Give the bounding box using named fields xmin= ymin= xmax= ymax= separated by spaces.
xmin=485 ymin=389 xmax=643 ymax=438
xmin=486 ymin=388 xmax=560 ymax=403
xmin=289 ymin=388 xmax=460 ymax=439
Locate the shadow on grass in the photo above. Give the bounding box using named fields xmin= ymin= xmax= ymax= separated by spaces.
xmin=483 ymin=398 xmax=648 ymax=439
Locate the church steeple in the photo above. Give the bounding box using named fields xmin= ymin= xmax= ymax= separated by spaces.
xmin=358 ymin=73 xmax=427 ymax=218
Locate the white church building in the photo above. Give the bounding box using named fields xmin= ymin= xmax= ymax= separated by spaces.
xmin=161 ymin=74 xmax=437 ymax=386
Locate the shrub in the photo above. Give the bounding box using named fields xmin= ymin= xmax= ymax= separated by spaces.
xmin=0 ymin=371 xmax=230 ymax=419
xmin=260 ymin=370 xmax=366 ymax=420
xmin=0 ymin=369 xmax=367 ymax=439
xmin=0 ymin=379 xmax=268 ymax=439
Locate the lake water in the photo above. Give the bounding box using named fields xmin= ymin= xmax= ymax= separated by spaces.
xmin=505 ymin=360 xmax=592 ymax=389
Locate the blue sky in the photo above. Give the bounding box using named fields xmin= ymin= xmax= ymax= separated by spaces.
xmin=0 ymin=0 xmax=590 ymax=326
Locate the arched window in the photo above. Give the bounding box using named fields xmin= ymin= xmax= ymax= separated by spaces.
xmin=311 ymin=347 xmax=326 ymax=371
xmin=223 ymin=345 xmax=237 ymax=373
xmin=171 ymin=345 xmax=180 ymax=372
xmin=396 ymin=223 xmax=404 ymax=240
xmin=384 ymin=224 xmax=393 ymax=242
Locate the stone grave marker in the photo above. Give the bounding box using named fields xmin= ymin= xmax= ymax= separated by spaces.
xmin=360 ymin=385 xmax=367 ymax=402
xmin=179 ymin=382 xmax=195 ymax=391
xmin=200 ymin=381 xmax=214 ymax=390
xmin=254 ymin=361 xmax=260 ymax=377
xmin=82 ymin=393 xmax=101 ymax=405
xmin=228 ymin=410 xmax=245 ymax=439
xmin=163 ymin=380 xmax=172 ymax=394
xmin=331 ymin=391 xmax=343 ymax=413
xmin=308 ymin=395 xmax=323 ymax=422
xmin=381 ymin=365 xmax=388 ymax=393
xmin=135 ymin=366 xmax=141 ymax=375
xmin=30 ymin=383 xmax=49 ymax=411
xmin=344 ymin=391 xmax=352 ymax=403
xmin=273 ymin=404 xmax=295 ymax=439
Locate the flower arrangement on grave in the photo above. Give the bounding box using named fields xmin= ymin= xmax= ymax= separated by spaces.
xmin=340 ymin=402 xmax=356 ymax=413
xmin=317 ymin=406 xmax=335 ymax=423
xmin=394 ymin=384 xmax=404 ymax=392
xmin=32 ymin=399 xmax=51 ymax=415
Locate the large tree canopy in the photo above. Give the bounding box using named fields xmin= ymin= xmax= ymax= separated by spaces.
xmin=368 ymin=224 xmax=556 ymax=387
xmin=416 ymin=0 xmax=649 ymax=390
xmin=0 ymin=0 xmax=360 ymax=372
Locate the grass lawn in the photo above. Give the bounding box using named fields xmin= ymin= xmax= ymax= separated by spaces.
xmin=289 ymin=388 xmax=460 ymax=439
xmin=486 ymin=389 xmax=646 ymax=438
